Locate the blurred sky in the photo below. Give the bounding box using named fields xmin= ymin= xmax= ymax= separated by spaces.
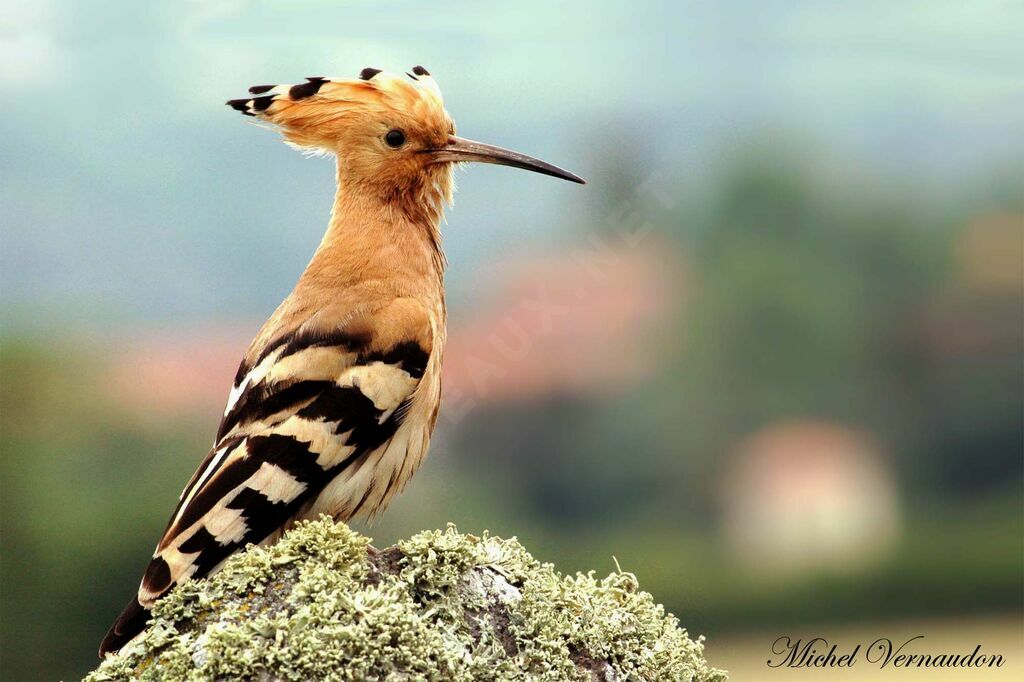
xmin=1 ymin=0 xmax=1022 ymax=328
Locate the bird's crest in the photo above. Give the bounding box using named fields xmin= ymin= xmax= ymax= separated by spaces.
xmin=226 ymin=66 xmax=452 ymax=154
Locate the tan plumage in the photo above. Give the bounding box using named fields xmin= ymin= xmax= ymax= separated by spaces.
xmin=100 ymin=65 xmax=583 ymax=657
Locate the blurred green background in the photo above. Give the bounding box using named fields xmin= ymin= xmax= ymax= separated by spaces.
xmin=1 ymin=1 xmax=1022 ymax=680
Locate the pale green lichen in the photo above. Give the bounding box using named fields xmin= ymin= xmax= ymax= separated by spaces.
xmin=86 ymin=518 xmax=725 ymax=682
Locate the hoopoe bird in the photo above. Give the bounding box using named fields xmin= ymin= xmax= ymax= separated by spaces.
xmin=99 ymin=66 xmax=583 ymax=657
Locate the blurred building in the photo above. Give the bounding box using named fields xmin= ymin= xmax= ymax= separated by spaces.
xmin=917 ymin=211 xmax=1024 ymax=359
xmin=105 ymin=327 xmax=251 ymax=424
xmin=902 ymin=210 xmax=1024 ymax=494
xmin=956 ymin=211 xmax=1024 ymax=294
xmin=720 ymin=421 xmax=902 ymax=575
xmin=443 ymin=236 xmax=686 ymax=408
xmin=104 ymin=237 xmax=686 ymax=423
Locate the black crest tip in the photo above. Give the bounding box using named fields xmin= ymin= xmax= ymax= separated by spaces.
xmin=289 ymin=77 xmax=326 ymax=100
xmin=359 ymin=67 xmax=382 ymax=81
xmin=411 ymin=65 xmax=430 ymax=76
xmin=251 ymin=95 xmax=275 ymax=112
xmin=248 ymin=84 xmax=275 ymax=95
xmin=226 ymin=99 xmax=255 ymax=116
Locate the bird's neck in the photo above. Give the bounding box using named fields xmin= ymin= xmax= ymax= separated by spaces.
xmin=298 ymin=160 xmax=448 ymax=301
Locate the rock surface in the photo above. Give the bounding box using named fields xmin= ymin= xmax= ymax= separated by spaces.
xmin=87 ymin=517 xmax=726 ymax=681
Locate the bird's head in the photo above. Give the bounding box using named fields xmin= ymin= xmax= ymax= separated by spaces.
xmin=228 ymin=66 xmax=583 ymax=215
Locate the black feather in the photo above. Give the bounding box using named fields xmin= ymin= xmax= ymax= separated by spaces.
xmin=251 ymin=95 xmax=274 ymax=112
xmin=226 ymin=99 xmax=255 ymax=117
xmin=141 ymin=556 xmax=172 ymax=594
xmin=99 ymin=597 xmax=150 ymax=657
xmin=289 ymin=77 xmax=326 ymax=100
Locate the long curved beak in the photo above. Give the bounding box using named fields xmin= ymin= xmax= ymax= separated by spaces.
xmin=425 ymin=136 xmax=585 ymax=184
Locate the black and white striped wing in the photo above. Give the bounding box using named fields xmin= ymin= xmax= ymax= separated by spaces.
xmin=100 ymin=321 xmax=430 ymax=655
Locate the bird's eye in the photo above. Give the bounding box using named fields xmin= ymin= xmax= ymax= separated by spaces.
xmin=385 ymin=129 xmax=406 ymax=148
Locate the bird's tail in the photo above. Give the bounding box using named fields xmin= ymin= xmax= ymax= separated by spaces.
xmin=99 ymin=596 xmax=150 ymax=657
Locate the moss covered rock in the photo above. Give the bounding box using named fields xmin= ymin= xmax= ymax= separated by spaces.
xmin=87 ymin=517 xmax=725 ymax=681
